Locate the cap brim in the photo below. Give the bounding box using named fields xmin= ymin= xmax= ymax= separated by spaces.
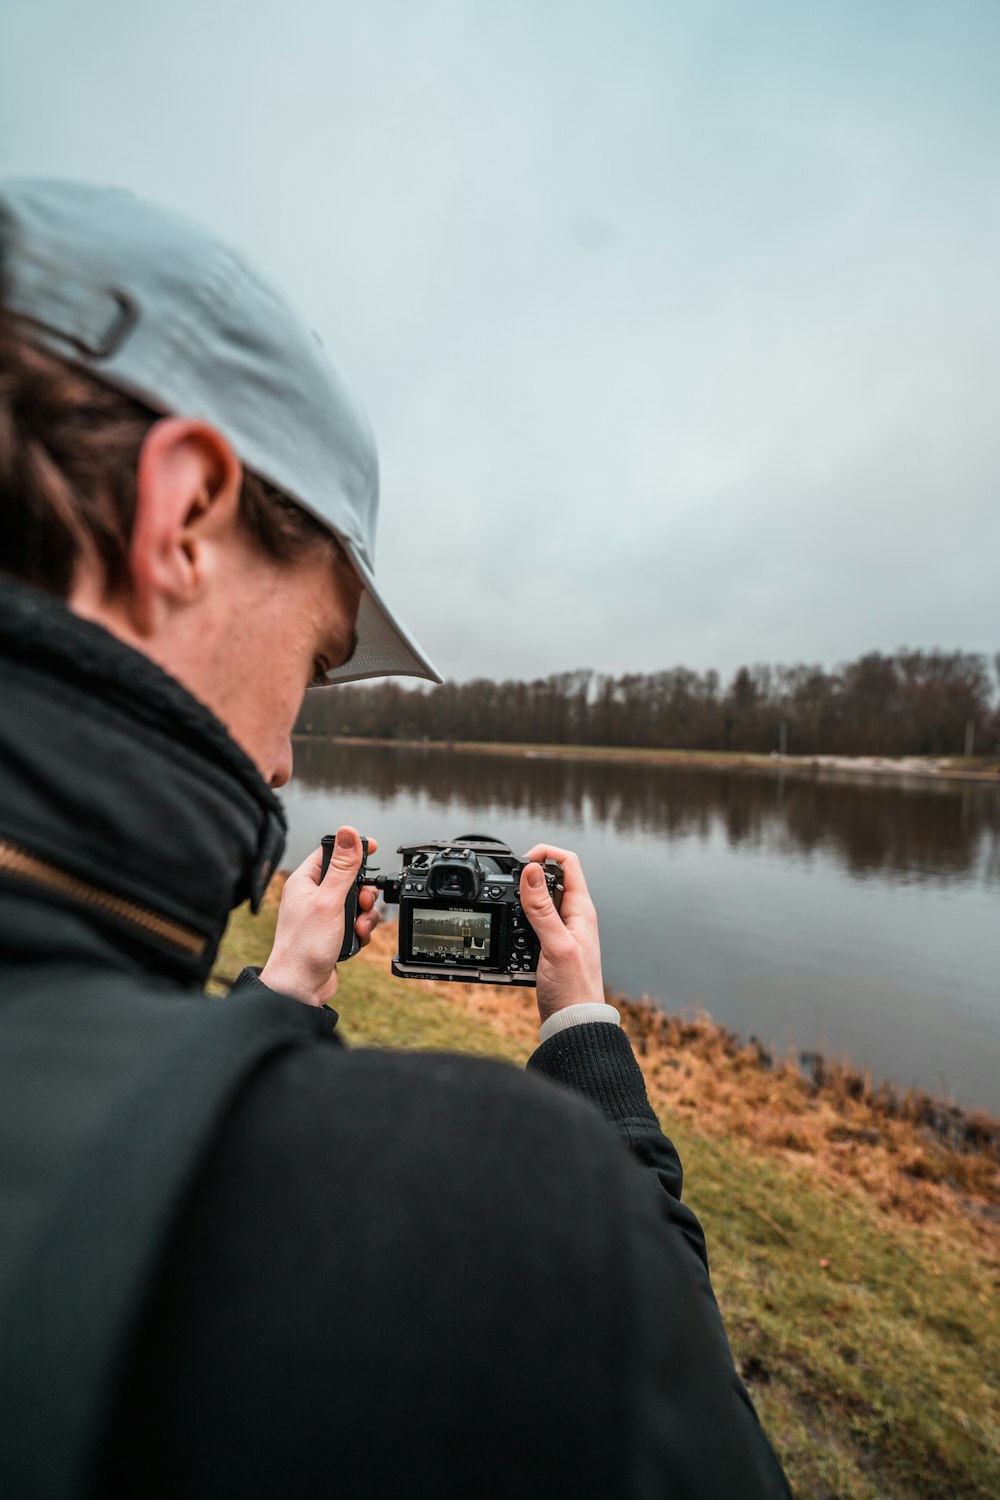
xmin=321 ymin=544 xmax=442 ymax=686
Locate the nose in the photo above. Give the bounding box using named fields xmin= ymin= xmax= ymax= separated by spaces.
xmin=270 ymin=739 xmax=294 ymax=789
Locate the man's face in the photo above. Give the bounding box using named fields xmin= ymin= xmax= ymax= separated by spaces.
xmin=209 ymin=540 xmax=362 ymax=789
xmin=68 ymin=420 xmax=363 ymax=790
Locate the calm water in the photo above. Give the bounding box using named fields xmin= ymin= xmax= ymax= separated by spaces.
xmin=281 ymin=742 xmax=1000 ymax=1114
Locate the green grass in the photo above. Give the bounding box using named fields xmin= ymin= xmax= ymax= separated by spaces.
xmin=681 ymin=1133 xmax=998 ymax=1498
xmin=215 ymin=900 xmax=1000 ymax=1500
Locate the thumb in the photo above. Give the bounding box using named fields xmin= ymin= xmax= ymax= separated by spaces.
xmin=319 ymin=826 xmax=364 ymax=900
xmin=519 ymin=863 xmax=569 ymax=950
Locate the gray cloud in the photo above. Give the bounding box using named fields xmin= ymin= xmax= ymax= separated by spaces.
xmin=2 ymin=0 xmax=998 ymax=682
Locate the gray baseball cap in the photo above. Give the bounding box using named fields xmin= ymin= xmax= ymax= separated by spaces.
xmin=0 ymin=176 xmax=441 ymax=686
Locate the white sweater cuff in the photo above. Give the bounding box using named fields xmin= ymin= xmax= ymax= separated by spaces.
xmin=538 ymin=1002 xmax=622 ymax=1045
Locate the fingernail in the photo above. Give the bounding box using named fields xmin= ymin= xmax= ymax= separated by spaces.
xmin=525 ymin=865 xmax=544 ymax=889
xmin=337 ymin=828 xmax=354 ymax=849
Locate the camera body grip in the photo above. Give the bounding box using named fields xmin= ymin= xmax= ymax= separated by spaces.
xmin=319 ymin=834 xmax=370 ymax=963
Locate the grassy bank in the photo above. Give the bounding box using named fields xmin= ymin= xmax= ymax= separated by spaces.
xmin=215 ymin=890 xmax=1000 ymax=1500
xmin=294 ymin=734 xmax=1000 ymax=782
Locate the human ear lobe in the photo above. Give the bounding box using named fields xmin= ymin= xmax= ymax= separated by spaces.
xmin=127 ymin=419 xmax=243 ymax=635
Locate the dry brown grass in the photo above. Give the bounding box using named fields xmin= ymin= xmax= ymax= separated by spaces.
xmin=356 ymin=921 xmax=1000 ymax=1242
xmin=614 ymin=995 xmax=1000 ymax=1234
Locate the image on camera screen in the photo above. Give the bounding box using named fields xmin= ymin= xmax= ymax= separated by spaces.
xmin=411 ymin=908 xmax=493 ymax=961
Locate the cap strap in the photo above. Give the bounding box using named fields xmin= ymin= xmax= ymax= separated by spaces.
xmin=8 ymin=246 xmax=137 ymax=360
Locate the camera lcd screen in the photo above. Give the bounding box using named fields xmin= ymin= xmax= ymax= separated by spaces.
xmin=411 ymin=908 xmax=493 ymax=962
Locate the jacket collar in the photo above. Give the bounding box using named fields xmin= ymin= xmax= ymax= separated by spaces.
xmin=0 ymin=578 xmax=287 ymax=984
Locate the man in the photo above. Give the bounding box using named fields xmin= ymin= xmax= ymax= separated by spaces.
xmin=0 ymin=179 xmax=791 ymax=1498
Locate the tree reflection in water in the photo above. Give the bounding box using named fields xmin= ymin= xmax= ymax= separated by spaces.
xmin=291 ymin=742 xmax=1000 ymax=890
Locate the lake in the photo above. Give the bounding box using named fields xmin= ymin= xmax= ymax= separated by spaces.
xmin=281 ymin=741 xmax=1000 ymax=1115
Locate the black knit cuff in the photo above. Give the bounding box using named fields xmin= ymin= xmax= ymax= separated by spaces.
xmin=232 ymin=965 xmax=271 ymax=996
xmin=527 ymin=1022 xmax=658 ymax=1129
xmin=230 ymin=967 xmax=339 ymax=1031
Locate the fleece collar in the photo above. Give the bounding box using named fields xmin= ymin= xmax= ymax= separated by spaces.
xmin=0 ymin=577 xmax=287 ymax=982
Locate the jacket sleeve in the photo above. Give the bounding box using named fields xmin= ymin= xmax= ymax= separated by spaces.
xmin=230 ymin=965 xmax=339 ymax=1032
xmin=528 ymin=1021 xmax=685 ymax=1200
xmin=528 ymin=1023 xmax=793 ymax=1499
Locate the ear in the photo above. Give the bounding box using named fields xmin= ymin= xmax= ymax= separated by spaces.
xmin=127 ymin=418 xmax=244 ymax=636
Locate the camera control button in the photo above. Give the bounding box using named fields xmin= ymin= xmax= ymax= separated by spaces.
xmin=514 ymin=933 xmax=527 ymax=948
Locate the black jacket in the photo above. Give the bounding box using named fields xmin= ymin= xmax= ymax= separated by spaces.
xmin=0 ymin=579 xmax=791 ymax=1499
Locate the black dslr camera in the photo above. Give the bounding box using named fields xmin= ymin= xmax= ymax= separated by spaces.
xmin=322 ymin=833 xmax=563 ymax=987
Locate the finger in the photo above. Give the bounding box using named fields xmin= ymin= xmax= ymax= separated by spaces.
xmin=523 ymin=844 xmax=591 ymax=901
xmin=317 ymin=826 xmax=365 ymax=903
xmin=357 ymin=885 xmax=378 ymax=913
xmin=297 ymin=833 xmax=378 ymax=889
xmin=519 ymin=863 xmax=573 ymax=956
xmin=355 ymin=907 xmax=381 ymax=944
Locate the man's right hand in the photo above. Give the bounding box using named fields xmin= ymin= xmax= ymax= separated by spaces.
xmin=260 ymin=827 xmax=379 ymax=1007
xmin=518 ymin=844 xmax=606 ymax=1027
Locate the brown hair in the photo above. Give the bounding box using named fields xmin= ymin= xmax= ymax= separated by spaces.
xmin=0 ymin=236 xmax=340 ymax=599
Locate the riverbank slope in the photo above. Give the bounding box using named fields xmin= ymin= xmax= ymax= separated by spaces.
xmin=293 ymin=734 xmax=1000 ymax=783
xmin=215 ymin=892 xmax=1000 ymax=1500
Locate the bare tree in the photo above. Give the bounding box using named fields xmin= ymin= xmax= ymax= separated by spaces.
xmin=297 ymin=649 xmax=1000 ymax=756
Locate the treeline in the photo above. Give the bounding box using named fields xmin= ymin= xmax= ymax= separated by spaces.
xmin=297 ymin=649 xmax=1000 ymax=757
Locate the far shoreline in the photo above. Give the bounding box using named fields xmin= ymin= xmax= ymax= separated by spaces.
xmin=292 ymin=734 xmax=1000 ymax=785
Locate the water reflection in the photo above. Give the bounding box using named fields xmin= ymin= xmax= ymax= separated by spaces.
xmin=292 ymin=742 xmax=1000 ymax=890
xmin=286 ymin=741 xmax=1000 ymax=1110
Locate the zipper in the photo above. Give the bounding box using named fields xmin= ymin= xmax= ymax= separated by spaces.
xmin=0 ymin=836 xmax=208 ymax=959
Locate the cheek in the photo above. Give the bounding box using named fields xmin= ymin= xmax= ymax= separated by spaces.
xmin=233 ymin=579 xmax=328 ymax=781
xmin=279 ymin=634 xmax=322 ymax=737
xmin=267 ymin=664 xmax=309 ymax=743
xmin=235 ymin=636 xmax=305 ymax=776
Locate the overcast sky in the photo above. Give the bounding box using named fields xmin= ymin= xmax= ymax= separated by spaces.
xmin=2 ymin=0 xmax=998 ymax=684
